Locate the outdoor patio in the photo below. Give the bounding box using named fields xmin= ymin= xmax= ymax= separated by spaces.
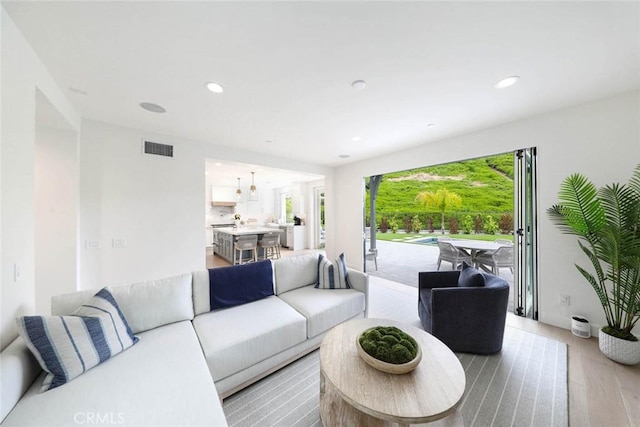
xmin=365 ymin=239 xmax=515 ymax=311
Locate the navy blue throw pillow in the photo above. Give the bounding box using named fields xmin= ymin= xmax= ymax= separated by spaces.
xmin=458 ymin=262 xmax=485 ymax=287
xmin=208 ymin=260 xmax=274 ymax=310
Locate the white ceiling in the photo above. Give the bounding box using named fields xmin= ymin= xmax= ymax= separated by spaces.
xmin=205 ymin=158 xmax=323 ymax=189
xmin=4 ymin=1 xmax=640 ymax=168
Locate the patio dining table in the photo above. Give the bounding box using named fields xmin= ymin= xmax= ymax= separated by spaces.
xmin=448 ymin=239 xmax=504 ymax=260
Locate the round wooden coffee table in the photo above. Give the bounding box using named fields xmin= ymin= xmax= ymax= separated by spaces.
xmin=319 ymin=318 xmax=465 ymax=427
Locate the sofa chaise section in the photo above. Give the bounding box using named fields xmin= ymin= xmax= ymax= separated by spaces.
xmin=1 ymin=322 xmax=226 ymax=426
xmin=0 ymin=273 xmax=228 ymax=426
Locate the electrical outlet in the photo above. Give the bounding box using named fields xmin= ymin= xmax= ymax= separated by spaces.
xmin=112 ymin=238 xmax=127 ymax=248
xmin=560 ymin=294 xmax=571 ymax=306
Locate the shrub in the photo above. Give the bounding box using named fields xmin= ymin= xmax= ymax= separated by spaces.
xmin=389 ymin=217 xmax=400 ymax=233
xmin=461 ymin=215 xmax=474 ymax=234
xmin=380 ymin=217 xmax=389 ymax=233
xmin=449 ymin=216 xmax=459 ymax=234
xmin=426 ymin=216 xmax=435 ymax=232
xmin=474 ymin=214 xmax=484 ymax=234
xmin=403 ymin=216 xmax=413 ymax=232
xmin=411 ymin=215 xmax=423 ymax=233
xmin=484 ymin=215 xmax=499 ymax=234
xmin=498 ymin=212 xmax=513 ymax=234
xmin=359 ymin=326 xmax=418 ymax=364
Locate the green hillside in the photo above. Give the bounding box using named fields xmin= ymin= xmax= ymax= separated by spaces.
xmin=366 ymin=153 xmax=514 ymax=231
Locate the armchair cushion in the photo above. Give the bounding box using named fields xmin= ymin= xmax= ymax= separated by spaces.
xmin=457 ymin=262 xmax=485 ymax=287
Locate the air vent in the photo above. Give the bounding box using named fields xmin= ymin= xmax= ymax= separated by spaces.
xmin=144 ymin=140 xmax=173 ymax=158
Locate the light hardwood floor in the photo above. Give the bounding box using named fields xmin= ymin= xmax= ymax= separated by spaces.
xmin=507 ymin=314 xmax=640 ymax=427
xmin=378 ymin=279 xmax=640 ymax=427
xmin=206 ymin=247 xmax=640 ymax=426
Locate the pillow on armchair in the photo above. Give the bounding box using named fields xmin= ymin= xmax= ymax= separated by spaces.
xmin=458 ymin=262 xmax=485 ymax=287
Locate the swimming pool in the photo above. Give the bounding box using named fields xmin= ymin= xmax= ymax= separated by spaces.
xmin=412 ymin=237 xmax=438 ymax=245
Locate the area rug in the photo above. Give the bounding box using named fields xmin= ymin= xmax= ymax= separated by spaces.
xmin=222 ymin=282 xmax=568 ymax=427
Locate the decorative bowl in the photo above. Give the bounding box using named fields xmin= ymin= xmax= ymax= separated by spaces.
xmin=356 ymin=328 xmax=422 ymax=374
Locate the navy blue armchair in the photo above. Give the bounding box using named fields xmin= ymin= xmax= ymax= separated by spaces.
xmin=418 ymin=264 xmax=509 ymax=354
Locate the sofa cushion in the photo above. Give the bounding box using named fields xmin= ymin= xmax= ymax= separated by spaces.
xmin=278 ymin=285 xmax=365 ymax=338
xmin=51 ymin=273 xmax=194 ymax=334
xmin=192 ymin=296 xmax=307 ymax=382
xmin=315 ymin=253 xmax=351 ymax=289
xmin=208 ymin=260 xmax=274 ymax=310
xmin=458 ymin=262 xmax=485 ymax=287
xmin=1 ymin=321 xmax=227 ymax=427
xmin=273 ymin=253 xmax=320 ymax=295
xmin=16 ymin=288 xmax=138 ymax=392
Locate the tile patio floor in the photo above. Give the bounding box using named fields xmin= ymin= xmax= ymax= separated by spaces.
xmin=364 ymin=239 xmax=515 ymax=310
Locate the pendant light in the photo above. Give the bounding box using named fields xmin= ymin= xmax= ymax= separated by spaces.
xmin=249 ymin=172 xmax=258 ymax=201
xmin=236 ymin=177 xmax=242 ymax=199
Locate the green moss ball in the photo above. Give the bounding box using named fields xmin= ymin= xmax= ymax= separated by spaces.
xmin=359 ymin=326 xmax=419 ymax=364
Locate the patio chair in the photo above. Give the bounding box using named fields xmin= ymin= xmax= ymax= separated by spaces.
xmin=436 ymin=241 xmax=472 ymax=270
xmin=475 ymin=245 xmax=514 ymax=276
xmin=495 ymin=239 xmax=513 ymax=246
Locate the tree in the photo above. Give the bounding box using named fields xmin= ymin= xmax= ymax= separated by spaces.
xmin=414 ymin=188 xmax=462 ymax=234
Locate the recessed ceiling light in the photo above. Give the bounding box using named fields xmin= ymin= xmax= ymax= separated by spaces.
xmin=139 ymin=102 xmax=166 ymax=113
xmin=495 ymin=76 xmax=520 ymax=89
xmin=265 ymin=140 xmax=272 ymax=144
xmin=214 ymin=162 xmax=222 ymax=166
xmin=427 ymin=123 xmax=435 ymax=128
xmin=352 ymin=136 xmax=362 ymax=142
xmin=205 ymin=81 xmax=224 ymax=93
xmin=338 ymin=154 xmax=350 ymax=159
xmin=351 ymin=80 xmax=367 ymax=90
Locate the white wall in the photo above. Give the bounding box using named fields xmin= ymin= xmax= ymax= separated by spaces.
xmin=35 ymin=119 xmax=78 ymax=314
xmin=328 ymin=91 xmax=640 ymax=334
xmin=1 ymin=8 xmax=81 ymax=350
xmin=79 ymin=121 xmax=207 ymax=288
xmin=78 ymin=119 xmax=332 ymax=289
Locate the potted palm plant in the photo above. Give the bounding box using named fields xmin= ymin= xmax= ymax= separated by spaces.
xmin=548 ymin=163 xmax=640 ymax=365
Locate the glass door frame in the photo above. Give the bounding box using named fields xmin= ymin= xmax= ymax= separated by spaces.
xmin=514 ymin=147 xmax=539 ymax=319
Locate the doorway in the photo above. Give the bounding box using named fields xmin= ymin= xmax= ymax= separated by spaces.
xmin=363 ymin=149 xmax=538 ymax=318
xmin=315 ymin=187 xmax=325 ymax=249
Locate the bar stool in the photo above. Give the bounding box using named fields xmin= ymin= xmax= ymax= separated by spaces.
xmin=233 ymin=235 xmax=258 ymax=265
xmin=258 ymin=233 xmax=281 ymax=260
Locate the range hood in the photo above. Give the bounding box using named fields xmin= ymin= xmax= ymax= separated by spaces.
xmin=211 ymin=201 xmax=237 ymax=207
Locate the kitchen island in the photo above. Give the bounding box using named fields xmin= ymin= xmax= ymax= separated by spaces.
xmin=212 ymin=227 xmax=283 ymax=264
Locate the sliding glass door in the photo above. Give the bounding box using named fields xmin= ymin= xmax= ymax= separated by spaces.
xmin=514 ymin=148 xmax=538 ymax=319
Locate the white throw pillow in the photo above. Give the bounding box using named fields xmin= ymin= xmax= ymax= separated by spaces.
xmin=315 ymin=253 xmax=351 ymax=289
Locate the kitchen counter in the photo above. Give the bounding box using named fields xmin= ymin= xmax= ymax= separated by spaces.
xmin=212 ymin=227 xmax=283 ymax=263
xmin=214 ymin=227 xmax=283 ymax=236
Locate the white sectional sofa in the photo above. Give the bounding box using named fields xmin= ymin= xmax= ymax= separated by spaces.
xmin=0 ymin=253 xmax=369 ymax=426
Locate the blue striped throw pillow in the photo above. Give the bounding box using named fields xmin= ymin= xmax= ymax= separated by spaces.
xmin=315 ymin=253 xmax=351 ymax=289
xmin=16 ymin=288 xmax=138 ymax=392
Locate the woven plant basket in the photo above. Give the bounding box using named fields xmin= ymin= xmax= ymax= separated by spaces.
xmin=598 ymin=329 xmax=640 ymax=365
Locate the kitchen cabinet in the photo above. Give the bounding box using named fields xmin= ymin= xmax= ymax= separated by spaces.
xmin=285 ymin=225 xmax=306 ymax=250
xmin=211 ymin=185 xmax=237 ymax=203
